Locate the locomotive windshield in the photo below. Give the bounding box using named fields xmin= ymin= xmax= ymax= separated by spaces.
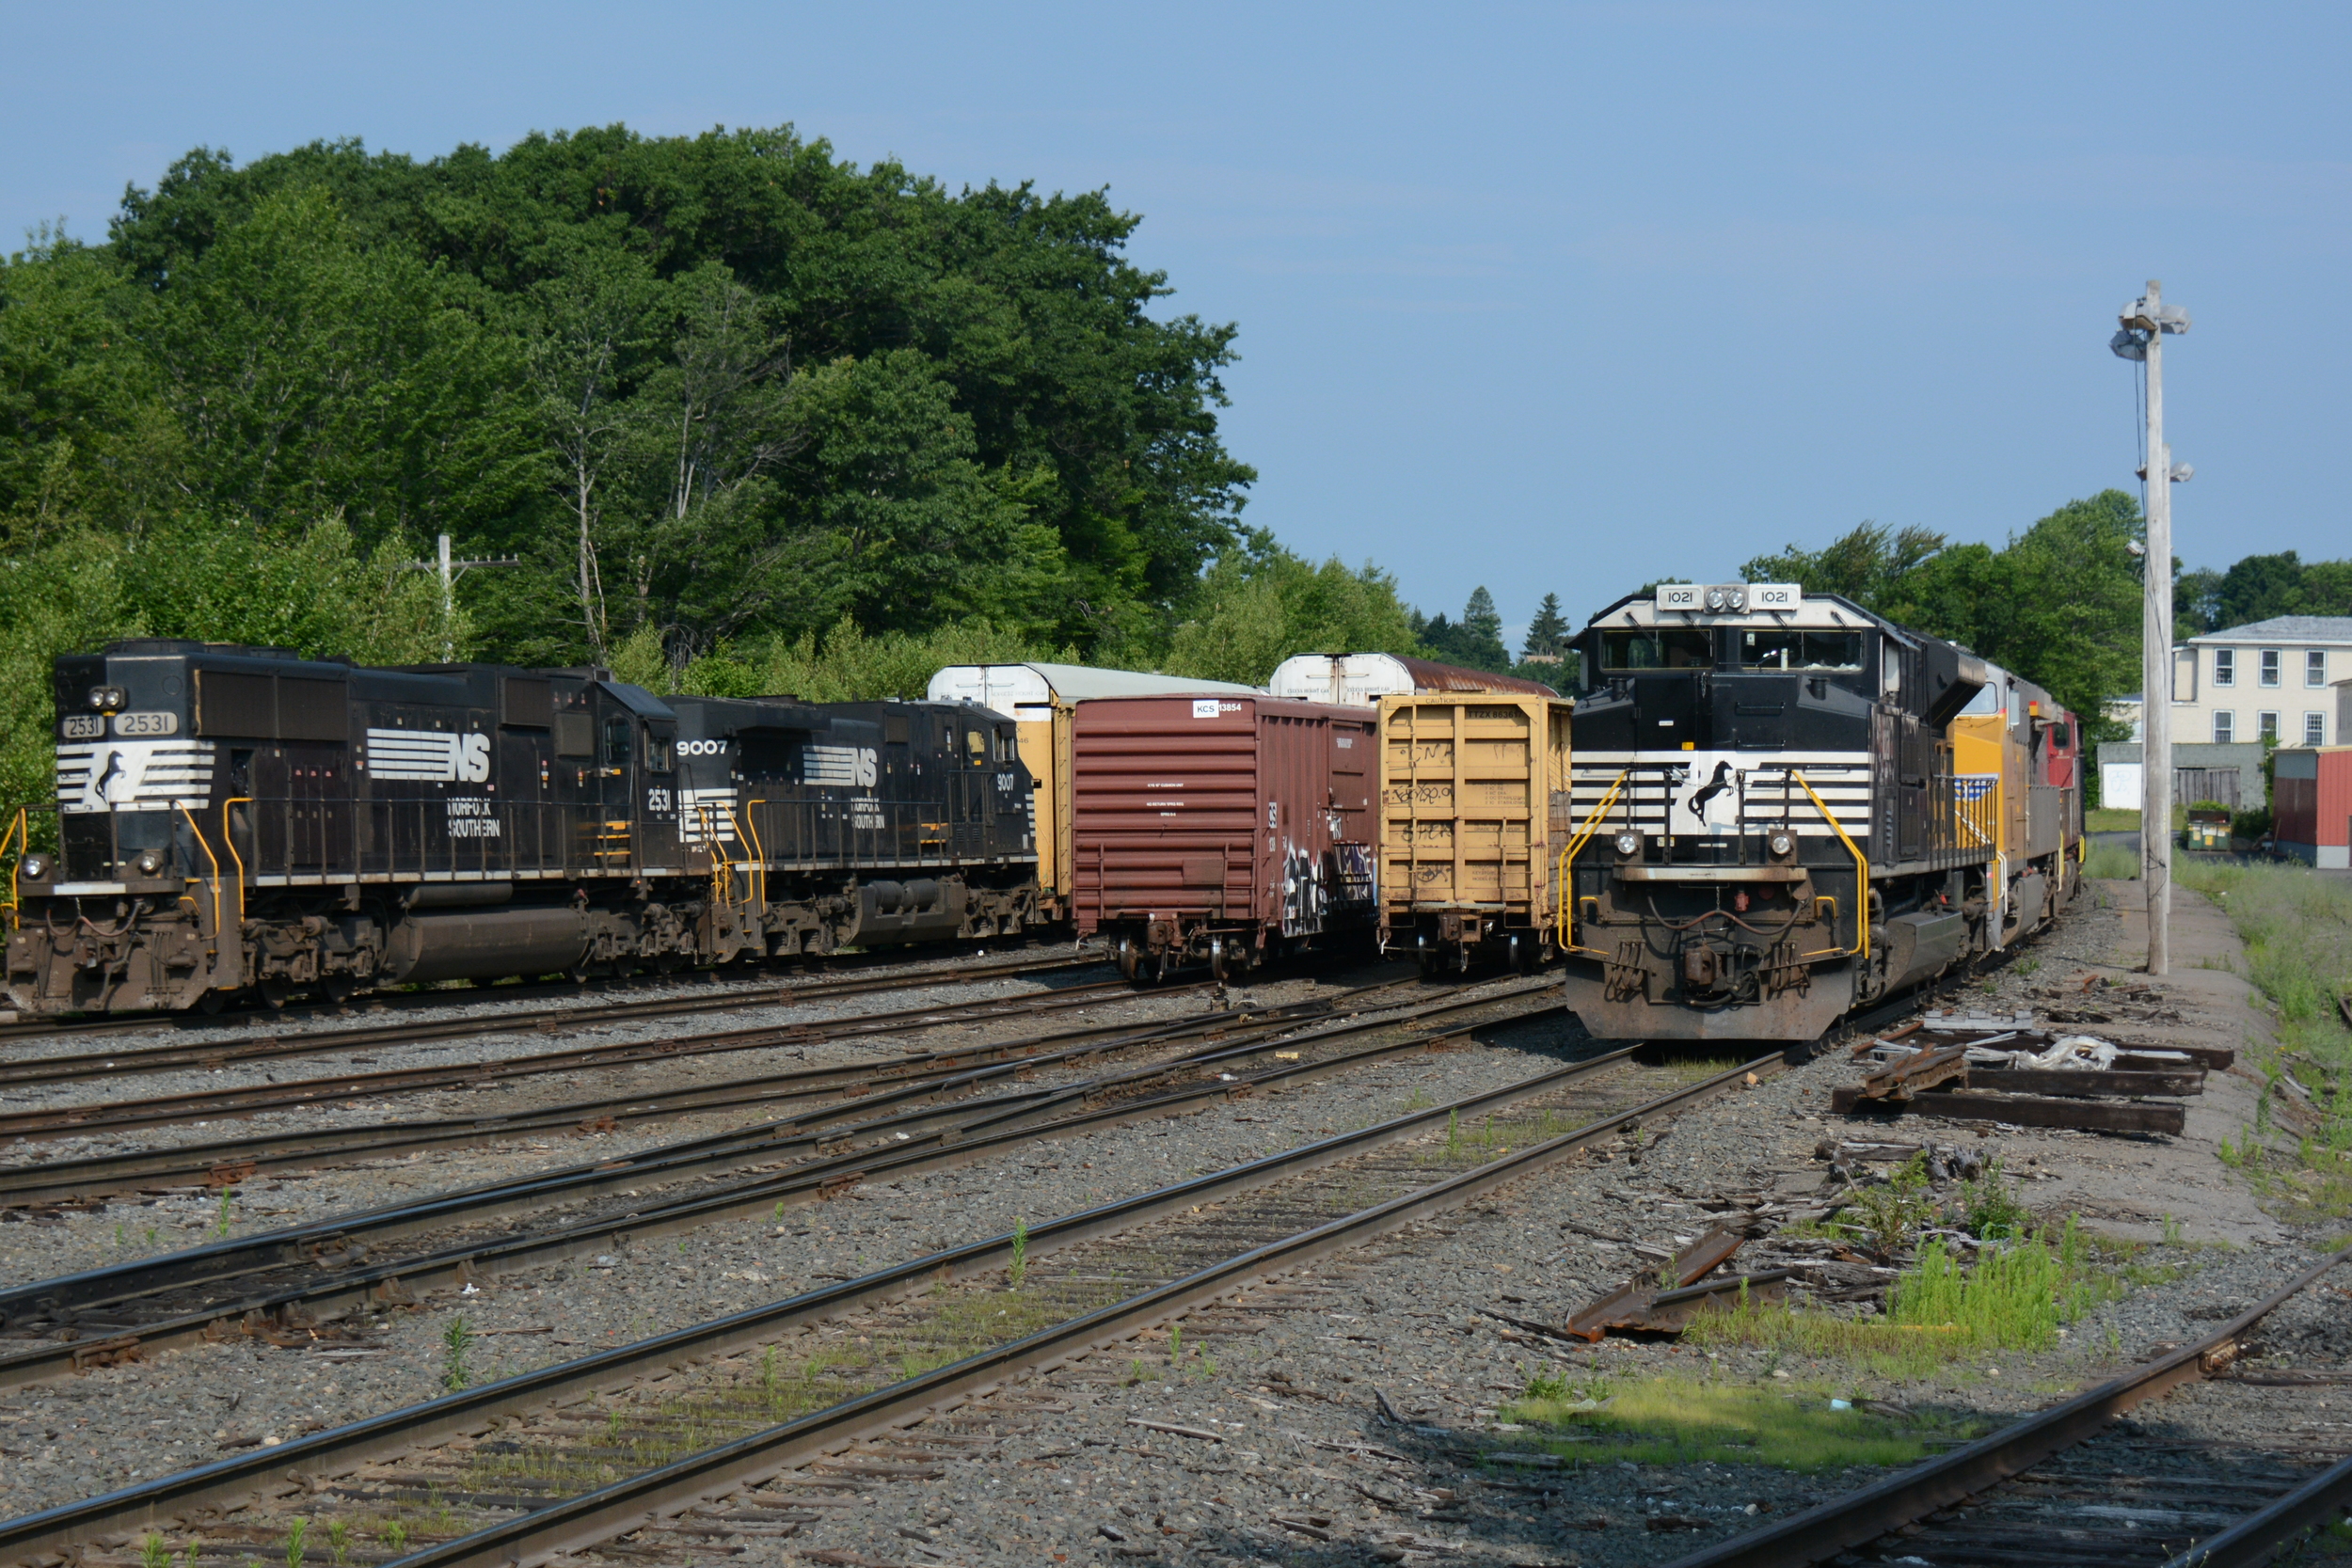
xmin=1598 ymin=629 xmax=1712 ymax=671
xmin=1737 ymin=629 xmax=1863 ymax=672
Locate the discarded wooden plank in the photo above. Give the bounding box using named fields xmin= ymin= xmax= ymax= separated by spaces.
xmin=1560 ymin=1227 xmax=1744 ymax=1340
xmin=1968 ymin=1069 xmax=2203 ymax=1099
xmin=1857 ymin=1045 xmax=1969 ymax=1101
xmin=1127 ymin=1418 xmax=1222 ymax=1442
xmin=1829 ymin=1085 xmax=2185 ymax=1135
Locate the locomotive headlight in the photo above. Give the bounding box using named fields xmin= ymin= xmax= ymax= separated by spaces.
xmin=1767 ymin=831 xmax=1797 ymax=860
xmin=87 ymin=686 xmax=109 ymax=711
xmin=1613 ymin=831 xmax=1643 ymax=860
xmin=135 ymin=849 xmax=165 ymax=877
xmin=19 ymin=853 xmax=50 ymax=882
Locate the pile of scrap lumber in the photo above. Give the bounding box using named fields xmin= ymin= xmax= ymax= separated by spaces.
xmin=1827 ymin=1009 xmax=2221 ymax=1134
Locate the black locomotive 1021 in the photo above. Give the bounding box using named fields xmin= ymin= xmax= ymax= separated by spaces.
xmin=8 ymin=641 xmax=1042 ymax=1016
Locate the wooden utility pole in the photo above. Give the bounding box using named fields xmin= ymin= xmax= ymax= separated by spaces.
xmin=2114 ymin=281 xmax=2190 ymax=975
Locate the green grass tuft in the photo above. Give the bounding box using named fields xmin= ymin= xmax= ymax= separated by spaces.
xmin=1503 ymin=1376 xmax=1962 ymax=1471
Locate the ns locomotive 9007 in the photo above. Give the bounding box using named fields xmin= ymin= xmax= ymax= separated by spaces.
xmin=1554 ymin=584 xmax=2082 ymax=1041
xmin=7 ymin=641 xmax=1042 ymax=1016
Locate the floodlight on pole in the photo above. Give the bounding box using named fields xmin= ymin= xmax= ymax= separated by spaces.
xmin=2112 ymin=279 xmax=2189 ymax=977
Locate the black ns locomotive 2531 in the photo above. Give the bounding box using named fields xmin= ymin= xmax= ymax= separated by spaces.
xmin=8 ymin=641 xmax=1042 ymax=1016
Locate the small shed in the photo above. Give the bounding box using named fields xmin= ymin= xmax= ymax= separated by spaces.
xmin=2273 ymin=745 xmax=2352 ymax=868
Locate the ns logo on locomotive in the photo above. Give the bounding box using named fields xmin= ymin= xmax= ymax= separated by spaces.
xmin=1556 ymin=583 xmax=2085 ymax=1040
xmin=7 ymin=641 xmax=1043 ymax=1016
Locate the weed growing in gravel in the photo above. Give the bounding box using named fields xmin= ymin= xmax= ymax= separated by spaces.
xmin=380 ymin=1522 xmax=407 ymax=1555
xmin=1009 ymin=1218 xmax=1028 ymax=1289
xmin=323 ymin=1524 xmax=345 ymax=1568
xmin=1503 ymin=1377 xmax=1948 ymax=1470
xmin=1168 ymin=1324 xmax=1183 ymax=1364
xmin=1956 ymin=1161 xmax=2033 ymax=1241
xmin=282 ymin=1517 xmax=307 ymax=1568
xmin=215 ymin=1187 xmax=235 ymax=1239
xmin=442 ymin=1317 xmax=472 ymax=1391
xmin=1845 ymin=1153 xmax=1940 ymax=1254
xmin=139 ymin=1534 xmax=170 ymax=1568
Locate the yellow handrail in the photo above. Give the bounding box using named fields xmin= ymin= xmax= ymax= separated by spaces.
xmin=1789 ymin=770 xmax=1868 ymax=963
xmin=220 ymin=798 xmax=249 ymax=987
xmin=0 ymin=806 xmax=24 ymax=928
xmin=1552 ymin=769 xmax=1629 ymax=957
xmin=179 ymin=803 xmax=222 ymax=951
xmin=741 ymin=800 xmax=768 ymax=910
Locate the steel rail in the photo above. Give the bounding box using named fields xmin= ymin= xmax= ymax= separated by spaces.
xmin=0 ymin=953 xmax=1106 ymax=1080
xmin=0 ymin=993 xmax=1332 ymax=1312
xmin=0 ymin=976 xmax=1176 ymax=1142
xmin=1656 ymin=1240 xmax=2352 ymax=1568
xmin=0 ymin=979 xmax=1550 ymax=1338
xmin=2157 ymin=1451 xmax=2352 ymax=1567
xmin=381 ymin=1044 xmax=1794 ymax=1568
xmin=0 ymin=989 xmax=1570 ymax=1389
xmin=0 ymin=984 xmax=1344 ymax=1204
xmin=0 ymin=1001 xmax=1662 ymax=1564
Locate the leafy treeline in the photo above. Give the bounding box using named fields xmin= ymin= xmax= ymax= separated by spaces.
xmin=2176 ymin=551 xmax=2352 ymax=637
xmin=1741 ymin=491 xmax=2145 ymax=744
xmin=4 ymin=124 xmax=1267 ymax=666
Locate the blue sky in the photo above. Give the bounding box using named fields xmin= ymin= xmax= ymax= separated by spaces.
xmin=5 ymin=2 xmax=2344 ymax=640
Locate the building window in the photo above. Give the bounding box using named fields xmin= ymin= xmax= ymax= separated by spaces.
xmin=2258 ymin=711 xmax=2280 ymax=741
xmin=2309 ymin=650 xmax=2328 ymax=687
xmin=2213 ymin=711 xmax=2234 ymax=743
xmin=2307 ymin=712 xmax=2328 ymax=746
xmin=2260 ymin=649 xmax=2281 ymax=687
xmin=2214 ymin=648 xmax=2235 ymax=687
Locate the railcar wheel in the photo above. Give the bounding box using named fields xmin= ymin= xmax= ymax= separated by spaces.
xmin=1116 ymin=936 xmax=1140 ymax=983
xmin=196 ymin=989 xmax=227 ymax=1016
xmin=1209 ymin=937 xmax=1230 ymax=983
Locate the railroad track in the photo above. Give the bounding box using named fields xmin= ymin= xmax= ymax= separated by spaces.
xmin=0 ymin=952 xmax=1108 ymax=1086
xmin=0 ymin=973 xmax=1199 ymax=1148
xmin=1654 ymin=1243 xmax=2352 ymax=1568
xmin=0 ymin=975 xmax=1379 ymax=1202
xmin=0 ymin=1008 xmax=1772 ymax=1568
xmin=0 ymin=978 xmax=1560 ymax=1382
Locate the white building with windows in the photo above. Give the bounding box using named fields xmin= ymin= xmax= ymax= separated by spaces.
xmin=2173 ymin=616 xmax=2352 ymax=748
xmin=2097 ymin=617 xmax=2352 ymax=811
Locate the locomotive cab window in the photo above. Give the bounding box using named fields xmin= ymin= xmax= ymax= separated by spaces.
xmin=965 ymin=727 xmax=987 ymax=764
xmin=645 ymin=726 xmax=674 ymax=773
xmin=1598 ymin=628 xmax=1712 ymax=671
xmin=1738 ymin=630 xmax=1862 ymax=672
xmin=993 ymin=727 xmax=1016 ymax=764
xmin=602 ymin=716 xmax=632 ymax=768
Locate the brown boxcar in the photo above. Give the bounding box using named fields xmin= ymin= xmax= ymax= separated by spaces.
xmin=1070 ymin=694 xmax=1377 ymax=979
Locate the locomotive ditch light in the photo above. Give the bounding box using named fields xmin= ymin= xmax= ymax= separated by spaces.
xmin=135 ymin=849 xmax=165 ymax=877
xmin=20 ymin=852 xmax=50 ymax=882
xmin=1613 ymin=831 xmax=1643 ymax=860
xmin=1767 ymin=831 xmax=1797 ymax=861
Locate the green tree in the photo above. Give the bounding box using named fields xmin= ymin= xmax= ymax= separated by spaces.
xmin=2211 ymin=550 xmax=2309 ymax=630
xmin=1163 ymin=533 xmax=1421 ymax=686
xmin=1521 ymin=592 xmax=1570 ymax=660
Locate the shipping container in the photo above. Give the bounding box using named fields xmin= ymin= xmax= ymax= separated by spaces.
xmin=2274 ymin=746 xmax=2352 ymax=868
xmin=1376 ymin=692 xmax=1573 ymax=973
xmin=926 ymin=663 xmax=1260 ymax=919
xmin=1070 ymin=695 xmax=1377 ymax=979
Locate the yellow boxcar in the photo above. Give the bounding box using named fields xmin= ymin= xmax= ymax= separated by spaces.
xmin=1947 ymin=662 xmax=2073 ymax=943
xmin=1377 ymin=692 xmax=1573 ymax=974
